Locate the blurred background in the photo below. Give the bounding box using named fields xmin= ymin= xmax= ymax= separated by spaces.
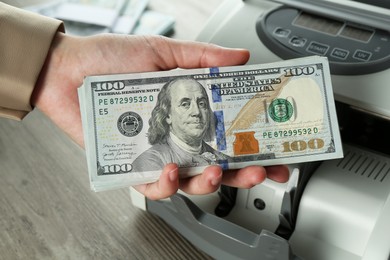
xmin=2 ymin=0 xmax=223 ymax=39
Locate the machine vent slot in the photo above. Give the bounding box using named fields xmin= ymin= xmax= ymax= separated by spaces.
xmin=336 ymin=150 xmax=389 ymax=182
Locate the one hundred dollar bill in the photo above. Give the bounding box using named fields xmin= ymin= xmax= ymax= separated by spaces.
xmin=111 ymin=0 xmax=149 ymax=34
xmin=78 ymin=56 xmax=343 ymax=191
xmin=27 ymin=0 xmax=128 ymax=36
xmin=53 ymin=0 xmax=126 ymax=27
xmin=132 ymin=10 xmax=175 ymax=36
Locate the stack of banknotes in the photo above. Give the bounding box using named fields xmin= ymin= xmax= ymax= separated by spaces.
xmin=78 ymin=56 xmax=343 ymax=191
xmin=24 ymin=0 xmax=175 ymax=36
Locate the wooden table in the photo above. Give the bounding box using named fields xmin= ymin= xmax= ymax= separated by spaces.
xmin=0 ymin=1 xmax=223 ymax=258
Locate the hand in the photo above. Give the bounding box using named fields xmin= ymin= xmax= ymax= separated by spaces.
xmin=32 ymin=33 xmax=289 ymax=200
xmin=135 ymin=163 xmax=289 ymax=200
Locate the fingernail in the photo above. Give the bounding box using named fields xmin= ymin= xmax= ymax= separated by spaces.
xmin=211 ymin=171 xmax=222 ymax=186
xmin=168 ymin=168 xmax=178 ymax=182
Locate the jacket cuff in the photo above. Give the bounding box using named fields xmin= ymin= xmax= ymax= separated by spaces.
xmin=0 ymin=3 xmax=64 ymax=120
xmin=0 ymin=107 xmax=28 ymax=121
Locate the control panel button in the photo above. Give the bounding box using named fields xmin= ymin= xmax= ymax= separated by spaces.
xmin=274 ymin=28 xmax=291 ymax=38
xmin=331 ymin=48 xmax=349 ymax=60
xmin=353 ymin=50 xmax=372 ymax=61
xmin=307 ymin=41 xmax=329 ymax=55
xmin=289 ymin=36 xmax=306 ymax=47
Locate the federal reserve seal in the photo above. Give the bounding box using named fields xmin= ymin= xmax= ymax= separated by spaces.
xmin=117 ymin=111 xmax=143 ymax=137
xmin=268 ymin=98 xmax=294 ymax=122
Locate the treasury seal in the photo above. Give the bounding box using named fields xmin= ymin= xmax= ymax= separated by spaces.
xmin=268 ymin=98 xmax=294 ymax=122
xmin=117 ymin=111 xmax=143 ymax=137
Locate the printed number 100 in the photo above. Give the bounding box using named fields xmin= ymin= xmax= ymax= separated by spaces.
xmin=282 ymin=138 xmax=324 ymax=152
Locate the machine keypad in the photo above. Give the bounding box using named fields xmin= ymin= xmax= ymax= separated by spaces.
xmin=331 ymin=48 xmax=349 ymax=60
xmin=289 ymin=36 xmax=307 ymax=47
xmin=256 ymin=7 xmax=390 ymax=74
xmin=307 ymin=41 xmax=329 ymax=55
xmin=353 ymin=50 xmax=372 ymax=61
xmin=274 ymin=27 xmax=291 ymax=37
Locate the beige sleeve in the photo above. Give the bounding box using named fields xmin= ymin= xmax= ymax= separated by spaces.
xmin=0 ymin=3 xmax=64 ymax=120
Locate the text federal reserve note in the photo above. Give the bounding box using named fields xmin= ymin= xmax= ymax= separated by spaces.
xmin=78 ymin=56 xmax=343 ymax=191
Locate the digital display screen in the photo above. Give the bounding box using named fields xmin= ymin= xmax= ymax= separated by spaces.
xmin=293 ymin=12 xmax=374 ymax=42
xmin=293 ymin=12 xmax=343 ymax=36
xmin=340 ymin=25 xmax=374 ymax=42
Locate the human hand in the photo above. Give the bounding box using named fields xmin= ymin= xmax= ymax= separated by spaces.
xmin=135 ymin=163 xmax=289 ymax=200
xmin=32 ymin=33 xmax=289 ymax=199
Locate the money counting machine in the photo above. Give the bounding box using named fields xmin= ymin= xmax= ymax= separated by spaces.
xmin=130 ymin=0 xmax=390 ymax=259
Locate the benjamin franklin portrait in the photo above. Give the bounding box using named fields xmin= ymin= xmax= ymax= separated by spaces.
xmin=132 ymin=77 xmax=228 ymax=172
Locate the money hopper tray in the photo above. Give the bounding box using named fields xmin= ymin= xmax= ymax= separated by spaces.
xmin=130 ymin=0 xmax=390 ymax=259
